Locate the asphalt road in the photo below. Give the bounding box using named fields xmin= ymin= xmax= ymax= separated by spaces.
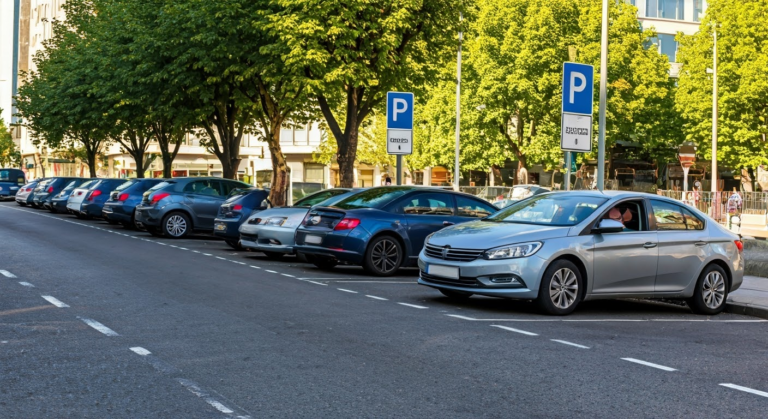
xmin=1 ymin=200 xmax=767 ymax=418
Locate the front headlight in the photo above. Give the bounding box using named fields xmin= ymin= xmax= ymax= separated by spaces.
xmin=483 ymin=242 xmax=542 ymax=260
xmin=247 ymin=217 xmax=263 ymax=225
xmin=265 ymin=217 xmax=287 ymax=226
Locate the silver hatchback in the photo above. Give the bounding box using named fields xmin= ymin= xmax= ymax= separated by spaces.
xmin=418 ymin=191 xmax=744 ymax=315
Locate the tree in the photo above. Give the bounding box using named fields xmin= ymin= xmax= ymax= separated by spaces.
xmin=676 ymin=0 xmax=768 ymax=169
xmin=313 ymin=112 xmax=398 ymax=174
xmin=270 ymin=0 xmax=463 ymax=187
xmin=0 ymin=115 xmax=21 ymax=168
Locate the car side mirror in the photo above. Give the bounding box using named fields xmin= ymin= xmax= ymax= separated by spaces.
xmin=593 ymin=219 xmax=624 ymax=234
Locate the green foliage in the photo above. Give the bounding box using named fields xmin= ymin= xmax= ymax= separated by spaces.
xmin=314 ymin=112 xmax=397 ymax=168
xmin=676 ymin=0 xmax=768 ymax=169
xmin=0 ymin=115 xmax=21 ymax=168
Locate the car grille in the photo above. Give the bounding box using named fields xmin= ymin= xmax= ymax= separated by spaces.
xmin=420 ymin=271 xmax=479 ymax=287
xmin=424 ymin=244 xmax=484 ymax=262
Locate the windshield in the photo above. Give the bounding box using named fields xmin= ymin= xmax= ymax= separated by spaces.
xmin=488 ymin=194 xmax=607 ymax=226
xmin=294 ymin=189 xmax=350 ymax=207
xmin=115 ymin=180 xmax=138 ymax=192
xmin=332 ymin=187 xmax=411 ymax=210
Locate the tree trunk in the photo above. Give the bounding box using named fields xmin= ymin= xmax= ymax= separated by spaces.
xmin=267 ymin=125 xmax=288 ymax=206
xmin=153 ymin=123 xmax=182 ymax=179
xmin=317 ymin=88 xmax=363 ymax=188
xmin=85 ymin=150 xmax=98 ymax=178
xmin=130 ymin=149 xmax=145 ymax=178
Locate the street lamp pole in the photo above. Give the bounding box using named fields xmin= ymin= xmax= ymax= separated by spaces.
xmin=711 ymin=28 xmax=718 ymax=193
xmin=596 ymin=0 xmax=608 ymax=191
xmin=454 ymin=12 xmax=462 ymax=192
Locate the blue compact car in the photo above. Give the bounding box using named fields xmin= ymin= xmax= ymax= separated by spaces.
xmin=75 ymin=179 xmax=127 ymax=219
xmin=212 ymin=188 xmax=270 ymax=249
xmin=294 ymin=186 xmax=498 ymax=276
xmin=102 ymin=178 xmax=166 ymax=228
xmin=0 ymin=168 xmax=26 ymax=200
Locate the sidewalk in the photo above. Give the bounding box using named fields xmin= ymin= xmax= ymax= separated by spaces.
xmin=727 ymin=276 xmax=768 ymax=319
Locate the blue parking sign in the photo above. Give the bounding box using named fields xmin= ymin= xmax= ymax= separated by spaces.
xmin=387 ymin=92 xmax=414 ymax=130
xmin=562 ymin=62 xmax=594 ymax=116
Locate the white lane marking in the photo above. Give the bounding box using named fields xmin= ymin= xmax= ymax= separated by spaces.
xmin=265 ymin=270 xmax=277 ymax=273
xmin=18 ymin=281 xmax=35 ymax=287
xmin=442 ymin=317 xmax=766 ymax=323
xmin=202 ymin=253 xmax=212 ymax=256
xmin=446 ymin=314 xmax=477 ymax=321
xmin=337 ymin=288 xmax=358 ymax=294
xmin=281 ymin=274 xmax=295 ymax=278
xmin=551 ymin=339 xmax=590 ymax=349
xmin=79 ymin=317 xmax=119 ymax=336
xmin=720 ymin=383 xmax=768 ymax=398
xmin=157 ymin=242 xmax=167 ymax=245
xmin=178 ymin=247 xmax=188 ymax=250
xmin=168 ymin=245 xmax=178 ymax=248
xmin=250 ymin=266 xmax=261 ymax=269
xmin=41 ymin=295 xmax=70 ymax=308
xmin=233 ymin=261 xmax=246 ymax=265
xmin=0 ymin=270 xmax=17 ymax=278
xmin=303 ymin=280 xmax=327 ymax=286
xmin=191 ymin=250 xmax=200 ymax=253
xmin=176 ymin=378 xmax=238 ymax=415
xmin=216 ymin=257 xmax=227 ymax=260
xmin=366 ymin=295 xmax=388 ymax=301
xmin=621 ymin=358 xmax=677 ymax=372
xmin=491 ymin=325 xmax=538 ymax=336
xmin=398 ymin=303 xmax=428 ymax=309
xmin=130 ymin=347 xmax=152 ymax=356
xmin=334 ymin=281 xmax=414 ymax=283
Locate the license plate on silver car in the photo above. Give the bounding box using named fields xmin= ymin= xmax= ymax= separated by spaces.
xmin=428 ymin=264 xmax=459 ymax=279
xmin=305 ymin=235 xmax=323 ymax=244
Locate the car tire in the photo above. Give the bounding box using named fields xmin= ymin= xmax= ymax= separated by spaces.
xmin=30 ymin=203 xmax=40 ymax=209
xmin=439 ymin=289 xmax=473 ymax=300
xmin=263 ymin=251 xmax=284 ymax=260
xmin=687 ymin=264 xmax=728 ymax=315
xmin=49 ymin=207 xmax=58 ymax=214
xmin=162 ymin=212 xmax=191 ymax=239
xmin=106 ymin=220 xmax=119 ymax=225
xmin=17 ymin=202 xmax=26 ymax=206
xmin=306 ymin=254 xmax=337 ymax=270
xmin=146 ymin=226 xmax=164 ymax=237
xmin=225 ymin=240 xmax=244 ymax=251
xmin=536 ymin=259 xmax=583 ymax=315
xmin=363 ymin=235 xmax=403 ymax=277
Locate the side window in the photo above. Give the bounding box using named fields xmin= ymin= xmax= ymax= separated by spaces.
xmin=401 ymin=193 xmax=454 ymax=215
xmin=682 ymin=207 xmax=705 ymax=230
xmin=220 ymin=181 xmax=239 ymax=197
xmin=650 ymin=200 xmax=686 ymax=231
xmin=598 ymin=200 xmax=646 ymax=232
xmin=456 ymin=195 xmax=495 ymax=218
xmin=183 ymin=180 xmax=220 ymax=196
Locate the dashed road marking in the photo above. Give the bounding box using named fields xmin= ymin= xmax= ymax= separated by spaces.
xmin=202 ymin=253 xmax=212 ymax=256
xmin=0 ymin=270 xmax=17 ymax=278
xmin=398 ymin=303 xmax=428 ymax=309
xmin=179 ymin=247 xmax=189 ymax=250
xmin=18 ymin=282 xmax=34 ymax=287
xmin=551 ymin=339 xmax=590 ymax=349
xmin=621 ymin=358 xmax=677 ymax=372
xmin=176 ymin=378 xmax=249 ymax=417
xmin=366 ymin=295 xmax=388 ymax=301
xmin=250 ymin=266 xmax=261 ymax=269
xmin=444 ymin=315 xmax=767 ymax=323
xmin=491 ymin=325 xmax=538 ymax=336
xmin=719 ymin=383 xmax=768 ymax=398
xmin=265 ymin=270 xmax=277 ymax=274
xmin=216 ymin=257 xmax=227 ymax=260
xmin=281 ymin=274 xmax=295 ymax=278
xmin=41 ymin=295 xmax=70 ymax=308
xmin=130 ymin=347 xmax=152 ymax=356
xmin=337 ymin=288 xmax=358 ymax=294
xmin=446 ymin=314 xmax=477 ymax=321
xmin=302 ymin=280 xmax=327 ymax=286
xmin=79 ymin=317 xmax=119 ymax=336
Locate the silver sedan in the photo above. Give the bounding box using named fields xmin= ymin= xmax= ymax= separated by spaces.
xmin=418 ymin=191 xmax=744 ymax=315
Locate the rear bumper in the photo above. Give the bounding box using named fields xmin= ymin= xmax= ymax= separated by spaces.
xmin=102 ymin=203 xmax=133 ymax=223
xmin=212 ymin=218 xmax=242 ymax=240
xmin=81 ymin=202 xmax=105 ymax=217
xmin=294 ymin=244 xmax=364 ymax=265
xmin=134 ymin=206 xmax=163 ymax=227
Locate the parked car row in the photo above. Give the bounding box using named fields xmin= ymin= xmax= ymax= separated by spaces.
xmin=9 ymin=176 xmax=745 ymax=316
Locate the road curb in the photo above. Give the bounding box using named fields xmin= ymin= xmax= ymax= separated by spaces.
xmin=725 ymin=302 xmax=768 ymax=320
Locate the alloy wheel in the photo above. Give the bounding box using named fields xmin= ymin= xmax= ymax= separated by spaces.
xmin=702 ymin=271 xmax=726 ymax=309
xmin=371 ymin=238 xmax=399 ymax=274
xmin=165 ymin=214 xmax=187 ymax=237
xmin=549 ymin=268 xmax=578 ymax=309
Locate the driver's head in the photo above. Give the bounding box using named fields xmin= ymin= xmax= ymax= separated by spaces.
xmin=607 ymin=208 xmax=623 ymax=223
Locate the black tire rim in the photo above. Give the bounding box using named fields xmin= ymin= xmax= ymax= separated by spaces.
xmin=371 ymin=239 xmax=399 ymax=274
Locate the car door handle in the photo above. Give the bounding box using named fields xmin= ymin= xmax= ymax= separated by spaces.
xmin=694 ymin=241 xmax=708 ymax=247
xmin=643 ymin=242 xmax=658 ymax=249
xmin=443 ymin=221 xmax=455 ymax=226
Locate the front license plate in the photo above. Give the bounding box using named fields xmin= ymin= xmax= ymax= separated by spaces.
xmin=215 ymin=223 xmax=227 ymax=232
xmin=428 ymin=264 xmax=459 ymax=279
xmin=305 ymin=234 xmax=323 ymax=244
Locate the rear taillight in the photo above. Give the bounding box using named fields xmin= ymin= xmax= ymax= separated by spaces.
xmin=87 ymin=190 xmax=102 ymax=201
xmin=334 ymin=218 xmax=360 ymax=231
xmin=735 ymin=240 xmax=743 ymax=253
xmin=150 ymin=192 xmax=170 ymax=204
xmin=118 ymin=193 xmax=130 ymax=202
xmin=233 ymin=204 xmax=243 ymax=211
xmin=47 ymin=186 xmax=54 ymax=193
xmin=26 ymin=187 xmax=32 ymax=192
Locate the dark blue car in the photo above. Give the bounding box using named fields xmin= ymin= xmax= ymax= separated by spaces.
xmin=102 ymin=178 xmax=166 ymax=228
xmin=213 ymin=188 xmax=270 ymax=249
xmin=77 ymin=179 xmax=127 ymax=219
xmin=50 ymin=179 xmax=94 ymax=213
xmin=294 ymin=186 xmax=498 ymax=276
xmin=32 ymin=177 xmax=84 ymax=209
xmin=0 ymin=168 xmax=26 ymax=200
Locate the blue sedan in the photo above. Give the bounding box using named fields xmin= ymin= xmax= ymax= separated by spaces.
xmin=294 ymin=186 xmax=498 ymax=276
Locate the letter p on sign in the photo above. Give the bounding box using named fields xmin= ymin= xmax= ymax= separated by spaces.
xmin=392 ymin=99 xmax=408 ymax=121
xmin=569 ymin=72 xmax=586 ymax=104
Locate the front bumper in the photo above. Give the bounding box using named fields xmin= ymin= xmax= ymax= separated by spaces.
xmin=417 ymin=251 xmax=547 ymax=299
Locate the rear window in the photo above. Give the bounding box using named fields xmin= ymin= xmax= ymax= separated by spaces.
xmin=77 ymin=180 xmax=97 ymax=189
xmin=148 ymin=181 xmax=173 ymax=192
xmin=295 ymin=189 xmax=350 ymax=207
xmin=226 ymin=188 xmax=255 ymax=200
xmin=333 ymin=187 xmax=411 ymax=210
xmin=0 ymin=169 xmax=25 ymax=184
xmin=115 ymin=180 xmax=138 ymax=192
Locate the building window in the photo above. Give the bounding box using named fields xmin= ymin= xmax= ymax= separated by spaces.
xmin=658 ymin=34 xmax=678 ymax=62
xmin=358 ymin=169 xmax=374 ymax=187
xmin=304 ymin=163 xmax=325 ymax=184
xmin=646 ymin=0 xmax=684 ymax=20
xmin=693 ymin=0 xmax=705 ymax=22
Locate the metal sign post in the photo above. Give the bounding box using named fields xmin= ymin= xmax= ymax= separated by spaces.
xmin=386 ymin=92 xmax=414 ymax=186
xmin=561 ymin=62 xmax=595 ymax=190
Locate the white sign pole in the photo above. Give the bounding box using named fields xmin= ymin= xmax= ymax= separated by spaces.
xmin=454 ymin=12 xmax=463 ymax=192
xmin=597 ymin=0 xmax=608 ymax=191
